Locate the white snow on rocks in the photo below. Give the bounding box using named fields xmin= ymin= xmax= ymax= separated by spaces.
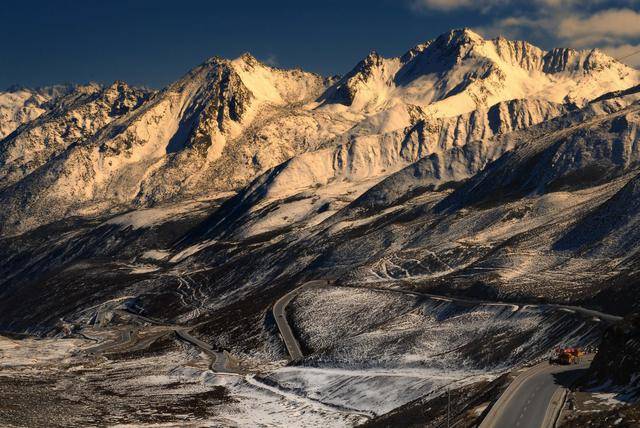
xmin=273 ymin=285 xmax=602 ymax=415
xmin=0 ymin=85 xmax=77 ymax=139
xmin=2 ymin=29 xmax=638 ymax=236
xmin=103 ymin=201 xmax=210 ymax=230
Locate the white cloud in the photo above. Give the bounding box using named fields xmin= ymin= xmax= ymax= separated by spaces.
xmin=472 ymin=4 xmax=640 ymax=68
xmin=476 ymin=16 xmax=550 ymax=41
xmin=412 ymin=0 xmax=609 ymax=11
xmin=411 ymin=0 xmax=640 ymax=69
xmin=264 ymin=54 xmax=279 ymax=67
xmin=601 ymin=43 xmax=640 ymax=67
xmin=411 ymin=0 xmax=477 ymax=10
xmin=557 ymin=9 xmax=640 ymax=42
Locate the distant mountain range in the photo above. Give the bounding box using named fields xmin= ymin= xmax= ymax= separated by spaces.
xmin=1 ymin=28 xmax=638 ymax=237
xmin=1 ymin=25 xmax=640 ymax=333
xmin=3 ymin=28 xmax=640 ymax=426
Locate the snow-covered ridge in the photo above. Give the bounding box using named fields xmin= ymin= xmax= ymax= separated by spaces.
xmin=0 ymin=84 xmax=79 ymax=139
xmin=0 ymin=55 xmax=329 ymax=235
xmin=231 ymin=53 xmax=328 ymax=105
xmin=245 ymin=98 xmax=568 ymax=203
xmin=1 ymin=29 xmax=638 ymax=236
xmin=318 ymin=28 xmax=639 ymax=120
xmin=0 ymin=81 xmax=152 ymax=189
xmin=437 ymin=101 xmax=640 ymax=213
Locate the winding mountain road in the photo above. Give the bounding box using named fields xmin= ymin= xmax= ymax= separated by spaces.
xmin=273 ymin=281 xmax=621 ymax=362
xmin=480 ymin=359 xmax=591 ymax=428
xmin=85 ymin=326 xmax=138 ymax=355
xmin=270 ymin=280 xmax=617 ymax=426
xmin=272 ymin=280 xmax=331 ymax=360
xmin=175 ymin=329 xmax=240 ymax=373
xmin=362 ymin=285 xmax=623 ymax=323
xmin=87 ymin=309 xmax=240 ymax=374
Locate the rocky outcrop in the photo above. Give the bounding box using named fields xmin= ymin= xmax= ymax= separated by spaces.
xmin=0 ymin=84 xmax=76 ymax=139
xmin=0 ymin=82 xmax=152 ymax=189
xmin=589 ymin=314 xmax=640 ymax=390
xmin=1 ymin=29 xmax=639 ymax=236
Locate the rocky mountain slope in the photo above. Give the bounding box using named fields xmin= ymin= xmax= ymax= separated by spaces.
xmin=2 ymin=27 xmax=640 ymax=335
xmin=1 ymin=29 xmax=639 ymax=237
xmin=0 ymin=82 xmax=152 ymax=189
xmin=3 ymin=83 xmax=638 ymax=332
xmin=3 ymin=28 xmax=640 ymax=427
xmin=0 ymin=84 xmax=77 ymax=139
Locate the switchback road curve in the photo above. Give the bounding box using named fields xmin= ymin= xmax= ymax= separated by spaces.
xmin=479 ymin=358 xmax=591 ymax=428
xmin=272 ymin=280 xmax=330 ymax=360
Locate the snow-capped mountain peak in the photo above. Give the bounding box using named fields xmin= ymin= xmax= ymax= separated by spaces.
xmin=429 ymin=27 xmax=484 ymax=54
xmin=0 ymin=84 xmax=80 ymax=139
xmin=317 ymin=28 xmax=639 ymax=122
xmin=230 ymin=52 xmax=326 ymax=105
xmin=1 ymin=29 xmax=639 ymax=237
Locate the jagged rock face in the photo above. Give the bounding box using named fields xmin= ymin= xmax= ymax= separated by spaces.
xmin=1 ymin=29 xmax=639 ymax=237
xmin=0 ymin=85 xmax=76 ymax=139
xmin=437 ymin=103 xmax=640 ymax=212
xmin=96 ymin=58 xmax=255 ymax=160
xmin=588 ymin=314 xmax=640 ymax=390
xmin=126 ymin=56 xmax=331 ymax=205
xmin=321 ymin=28 xmax=639 ymax=119
xmin=340 ymin=100 xmax=569 ymax=214
xmin=435 ymin=98 xmax=568 ymax=150
xmin=252 ymin=98 xmax=568 ymax=203
xmin=0 ymin=55 xmax=328 ymax=235
xmin=322 ymin=51 xmax=392 ymax=107
xmin=0 ymin=82 xmax=152 ymax=189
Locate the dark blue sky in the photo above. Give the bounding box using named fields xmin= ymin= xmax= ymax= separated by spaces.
xmin=2 ymin=0 xmax=637 ymax=89
xmin=0 ymin=0 xmax=489 ymax=88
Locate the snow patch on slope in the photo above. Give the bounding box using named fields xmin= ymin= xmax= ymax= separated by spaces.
xmin=104 ymin=201 xmax=210 ymax=230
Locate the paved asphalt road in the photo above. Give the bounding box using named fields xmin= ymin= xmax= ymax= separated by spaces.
xmin=175 ymin=329 xmax=240 ymax=373
xmin=272 ymin=280 xmax=619 ymax=362
xmin=85 ymin=327 xmax=137 ymax=354
xmin=113 ymin=309 xmax=241 ymax=374
xmin=480 ymin=359 xmax=591 ymax=428
xmin=272 ymin=280 xmax=330 ymax=360
xmin=363 ymin=286 xmax=622 ymax=324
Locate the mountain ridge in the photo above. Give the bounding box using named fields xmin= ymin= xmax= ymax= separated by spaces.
xmin=0 ymin=28 xmax=638 ymax=237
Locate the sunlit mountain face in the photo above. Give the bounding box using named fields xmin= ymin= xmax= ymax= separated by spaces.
xmin=2 ymin=27 xmax=640 ymax=427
